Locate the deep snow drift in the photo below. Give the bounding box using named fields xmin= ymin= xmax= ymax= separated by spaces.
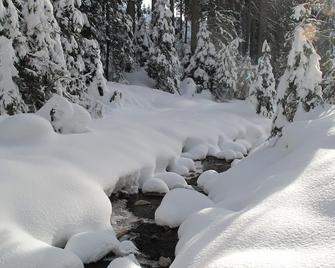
xmin=170 ymin=107 xmax=335 ymax=268
xmin=0 ymin=81 xmax=268 ymax=267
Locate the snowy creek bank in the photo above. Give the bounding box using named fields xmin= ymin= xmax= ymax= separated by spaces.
xmin=85 ymin=157 xmax=232 ymax=268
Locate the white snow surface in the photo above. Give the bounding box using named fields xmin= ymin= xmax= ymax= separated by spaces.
xmin=155 ymin=189 xmax=214 ymax=228
xmin=142 ymin=178 xmax=169 ymax=194
xmin=0 ymin=82 xmax=269 ymax=267
xmin=107 ymin=255 xmax=140 ymax=268
xmin=172 ymin=107 xmax=335 ymax=268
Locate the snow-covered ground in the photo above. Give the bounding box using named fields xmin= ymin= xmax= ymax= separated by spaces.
xmin=170 ymin=107 xmax=335 ymax=268
xmin=0 ymin=80 xmax=268 ymax=267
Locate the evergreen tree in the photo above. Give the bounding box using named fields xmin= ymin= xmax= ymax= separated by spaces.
xmin=212 ymin=38 xmax=240 ymax=101
xmin=146 ymin=0 xmax=181 ymax=94
xmin=134 ymin=13 xmax=150 ymax=67
xmin=321 ymin=0 xmax=335 ymax=104
xmin=0 ymin=0 xmax=26 ymax=114
xmin=236 ymin=56 xmax=253 ymax=100
xmin=249 ymin=40 xmax=276 ymax=118
xmin=53 ymin=0 xmax=106 ymax=117
xmin=108 ymin=0 xmax=135 ymax=81
xmin=52 ymin=0 xmax=86 ymax=97
xmin=323 ymin=43 xmax=335 ymax=103
xmin=272 ymin=4 xmax=323 ymax=136
xmin=20 ymin=0 xmax=68 ymax=111
xmin=185 ymin=20 xmax=216 ymax=91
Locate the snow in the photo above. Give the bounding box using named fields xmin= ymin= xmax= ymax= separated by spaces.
xmin=37 ymin=95 xmax=91 ymax=134
xmin=180 ymin=78 xmax=197 ymax=97
xmin=107 ymin=255 xmax=140 ymax=268
xmin=172 ymin=107 xmax=335 ymax=268
xmin=64 ymin=229 xmax=119 ymax=263
xmin=197 ymin=170 xmax=219 ymax=194
xmin=155 ymin=189 xmax=214 ymax=228
xmin=0 ymin=81 xmax=268 ymax=267
xmin=155 ymin=172 xmax=189 ymax=190
xmin=0 ymin=113 xmax=55 ymax=145
xmin=167 ymin=157 xmax=196 ymax=176
xmin=142 ymin=178 xmax=169 ymax=194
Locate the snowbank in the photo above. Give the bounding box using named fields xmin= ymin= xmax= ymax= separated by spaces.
xmin=172 ymin=107 xmax=335 ymax=268
xmin=0 ymin=82 xmax=268 ymax=267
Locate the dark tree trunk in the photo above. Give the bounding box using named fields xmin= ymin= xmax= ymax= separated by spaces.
xmin=190 ymin=0 xmax=200 ymax=53
xmin=170 ymin=0 xmax=175 ymax=25
xmin=127 ymin=0 xmax=136 ymax=34
xmin=105 ymin=2 xmax=111 ymax=80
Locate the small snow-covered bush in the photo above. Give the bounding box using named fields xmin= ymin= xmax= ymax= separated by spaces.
xmin=37 ymin=95 xmax=91 ymax=134
xmin=180 ymin=78 xmax=197 ymax=97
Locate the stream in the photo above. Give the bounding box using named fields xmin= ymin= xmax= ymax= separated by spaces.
xmin=85 ymin=157 xmax=231 ymax=268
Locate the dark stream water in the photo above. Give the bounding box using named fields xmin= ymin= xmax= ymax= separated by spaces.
xmin=85 ymin=157 xmax=231 ymax=268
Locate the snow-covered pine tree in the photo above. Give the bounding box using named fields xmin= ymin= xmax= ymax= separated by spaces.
xmin=52 ymin=0 xmax=86 ymax=97
xmin=20 ymin=0 xmax=68 ymax=111
xmin=146 ymin=0 xmax=181 ymax=94
xmin=323 ymin=42 xmax=335 ymax=103
xmin=321 ymin=0 xmax=335 ymax=104
xmin=134 ymin=13 xmax=150 ymax=67
xmin=185 ymin=20 xmax=216 ymax=92
xmin=236 ymin=55 xmax=253 ymax=100
xmin=211 ymin=38 xmax=240 ymax=101
xmin=249 ymin=40 xmax=276 ymax=118
xmin=181 ymin=43 xmax=191 ymax=76
xmin=53 ymin=0 xmax=106 ymax=118
xmin=272 ymin=4 xmax=323 ymax=136
xmin=0 ymin=0 xmax=26 ymax=114
xmin=107 ymin=0 xmax=135 ymax=82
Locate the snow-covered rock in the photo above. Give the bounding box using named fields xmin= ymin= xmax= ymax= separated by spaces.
xmin=168 ymin=157 xmax=195 ymax=176
xmin=142 ymin=178 xmax=169 ymax=195
xmin=197 ymin=170 xmax=219 ymax=194
xmin=155 ymin=172 xmax=189 ymax=190
xmin=65 ymin=229 xmax=119 ymax=264
xmin=107 ymin=255 xmax=140 ymax=268
xmin=155 ymin=189 xmax=214 ymax=228
xmin=37 ymin=95 xmax=91 ymax=134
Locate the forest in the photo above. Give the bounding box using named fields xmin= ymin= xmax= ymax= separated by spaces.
xmin=0 ymin=0 xmax=335 ymax=268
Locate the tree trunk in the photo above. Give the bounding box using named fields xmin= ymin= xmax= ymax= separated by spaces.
xmin=152 ymin=0 xmax=156 ymax=10
xmin=105 ymin=2 xmax=110 ymax=80
xmin=170 ymin=0 xmax=175 ymax=26
xmin=257 ymin=0 xmax=266 ymax=57
xmin=190 ymin=0 xmax=200 ymax=53
xmin=127 ymin=0 xmax=136 ymax=34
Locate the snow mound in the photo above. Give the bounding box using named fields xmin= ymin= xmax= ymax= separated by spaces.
xmin=215 ymin=150 xmax=244 ymax=161
xmin=0 ymin=113 xmax=54 ymax=145
xmin=219 ymin=140 xmax=248 ymax=155
xmin=37 ymin=95 xmax=91 ymax=134
xmin=107 ymin=255 xmax=140 ymax=268
xmin=155 ymin=189 xmax=214 ymax=228
xmin=65 ymin=229 xmax=119 ymax=264
xmin=182 ymin=144 xmax=208 ymax=160
xmin=142 ymin=178 xmax=169 ymax=195
xmin=155 ymin=172 xmax=189 ymax=190
xmin=180 ymin=78 xmax=197 ymax=97
xmin=168 ymin=157 xmax=195 ymax=176
xmin=197 ymin=170 xmax=219 ymax=194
